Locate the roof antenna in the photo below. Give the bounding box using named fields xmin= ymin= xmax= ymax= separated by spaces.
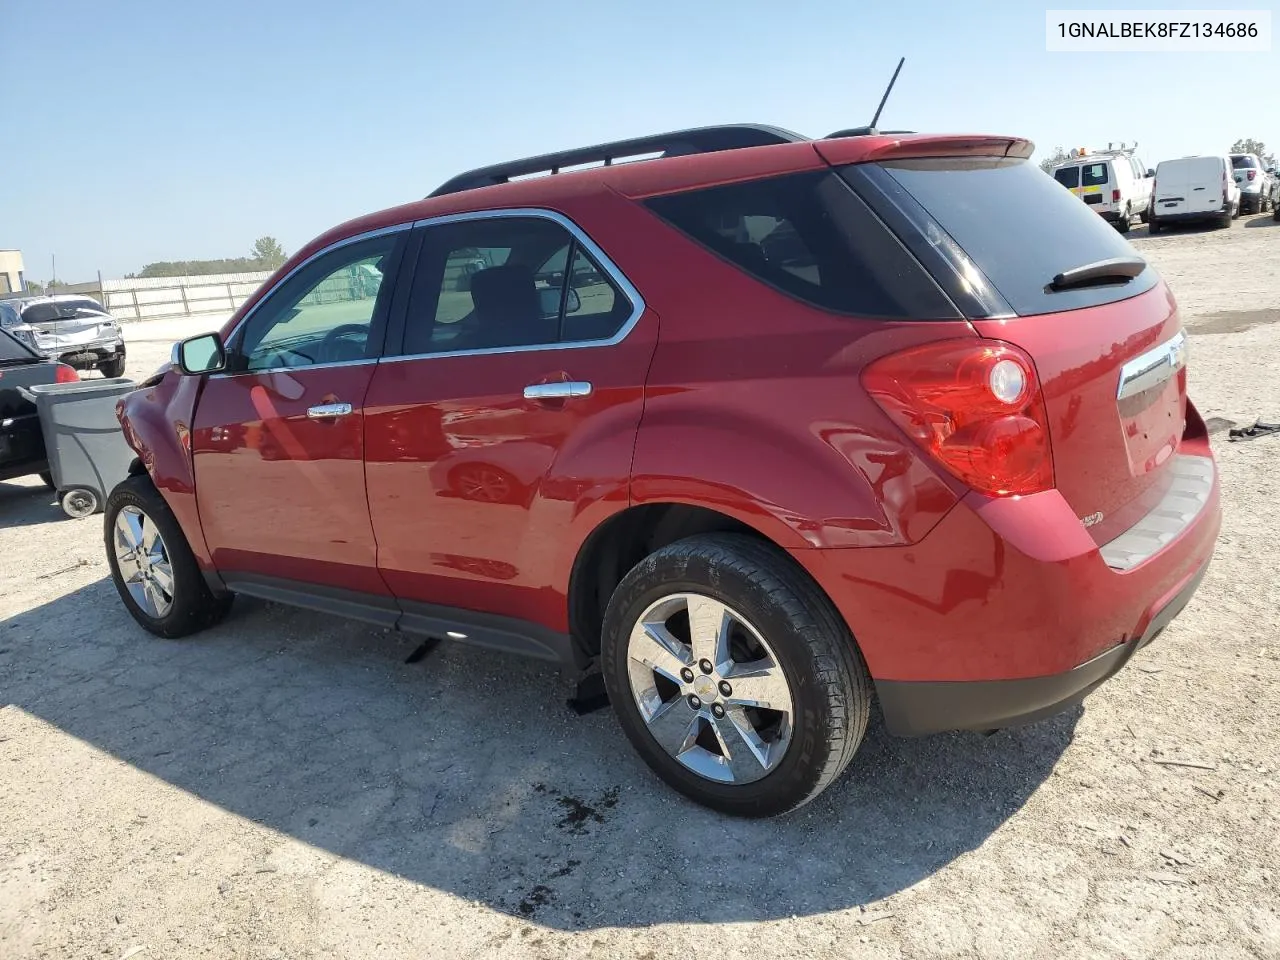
xmin=825 ymin=57 xmax=911 ymax=139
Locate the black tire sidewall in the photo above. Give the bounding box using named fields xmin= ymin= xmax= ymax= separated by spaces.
xmin=104 ymin=476 xmax=226 ymax=638
xmin=601 ymin=542 xmax=860 ymax=817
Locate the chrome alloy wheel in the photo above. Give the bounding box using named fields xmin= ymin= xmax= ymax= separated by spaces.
xmin=113 ymin=505 xmax=175 ymax=618
xmin=626 ymin=593 xmax=794 ymax=784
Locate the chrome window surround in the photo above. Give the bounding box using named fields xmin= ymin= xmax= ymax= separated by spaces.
xmin=383 ymin=207 xmax=645 ymax=364
xmin=210 ymin=209 xmax=644 ymax=377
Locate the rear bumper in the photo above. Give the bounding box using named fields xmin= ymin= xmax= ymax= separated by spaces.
xmin=792 ymin=442 xmax=1221 ymax=735
xmin=50 ymin=340 xmax=125 ymax=367
xmin=874 ymin=562 xmax=1208 ymax=735
xmin=1151 ymin=208 xmax=1227 ymax=223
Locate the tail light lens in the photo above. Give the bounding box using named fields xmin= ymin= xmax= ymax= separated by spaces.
xmin=54 ymin=364 xmax=79 ymax=383
xmin=862 ymin=340 xmax=1055 ymax=497
xmin=1112 ymin=188 xmax=1122 ymax=202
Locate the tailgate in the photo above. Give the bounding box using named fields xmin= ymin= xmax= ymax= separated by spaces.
xmin=972 ymin=285 xmax=1187 ymax=545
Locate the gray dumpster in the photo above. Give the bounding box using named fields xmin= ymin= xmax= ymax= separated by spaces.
xmin=22 ymin=378 xmax=137 ymax=518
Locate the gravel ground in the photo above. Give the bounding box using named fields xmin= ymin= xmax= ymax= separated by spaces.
xmin=2 ymin=214 xmax=1279 ymax=959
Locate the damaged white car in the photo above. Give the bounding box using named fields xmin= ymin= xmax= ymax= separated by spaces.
xmin=0 ymin=295 xmax=126 ymax=378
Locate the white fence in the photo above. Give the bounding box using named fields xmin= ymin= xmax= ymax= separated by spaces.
xmin=98 ymin=271 xmax=272 ymax=321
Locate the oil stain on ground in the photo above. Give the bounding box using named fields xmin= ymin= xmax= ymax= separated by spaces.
xmin=1191 ymin=308 xmax=1280 ymax=335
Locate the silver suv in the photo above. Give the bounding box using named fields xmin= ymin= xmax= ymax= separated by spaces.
xmin=1230 ymin=154 xmax=1273 ymax=214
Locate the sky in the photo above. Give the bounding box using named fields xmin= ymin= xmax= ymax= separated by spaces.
xmin=3 ymin=0 xmax=1276 ymax=283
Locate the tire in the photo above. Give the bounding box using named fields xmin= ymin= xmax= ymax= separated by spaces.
xmin=1220 ymin=208 xmax=1234 ymax=228
xmin=104 ymin=473 xmax=233 ymax=638
xmin=1115 ymin=207 xmax=1131 ymax=234
xmin=100 ymin=355 xmax=126 ymax=379
xmin=1147 ymin=216 xmax=1161 ymax=234
xmin=1139 ymin=203 xmax=1150 ymax=224
xmin=60 ymin=487 xmax=99 ymax=518
xmin=38 ymin=471 xmax=54 ymax=489
xmin=600 ymin=533 xmax=872 ymax=817
xmin=1273 ymin=202 xmax=1280 ymax=222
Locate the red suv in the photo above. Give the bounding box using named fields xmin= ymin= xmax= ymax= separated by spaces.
xmin=107 ymin=125 xmax=1220 ymax=816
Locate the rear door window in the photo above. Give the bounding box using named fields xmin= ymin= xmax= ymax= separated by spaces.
xmin=1053 ymin=166 xmax=1080 ymax=188
xmin=1232 ymin=155 xmax=1257 ymax=169
xmin=1080 ymin=162 xmax=1109 ymax=186
xmin=644 ymin=171 xmax=957 ymax=319
xmin=846 ymin=157 xmax=1157 ymax=317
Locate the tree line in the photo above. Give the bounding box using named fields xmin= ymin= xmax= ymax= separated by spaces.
xmin=129 ymin=237 xmax=287 ymax=279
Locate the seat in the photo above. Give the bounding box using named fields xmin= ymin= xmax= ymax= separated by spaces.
xmin=468 ymin=264 xmax=556 ymax=348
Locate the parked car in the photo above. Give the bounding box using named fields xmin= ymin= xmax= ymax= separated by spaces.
xmin=1050 ymin=145 xmax=1154 ymax=233
xmin=1149 ymin=155 xmax=1241 ymax=231
xmin=0 ymin=327 xmax=79 ymax=486
xmin=0 ymin=295 xmax=126 ymax=377
xmin=1229 ymin=153 xmax=1272 ymax=214
xmin=108 ymin=124 xmax=1221 ymax=816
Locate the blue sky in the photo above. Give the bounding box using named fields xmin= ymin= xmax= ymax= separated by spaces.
xmin=4 ymin=0 xmax=1275 ymax=282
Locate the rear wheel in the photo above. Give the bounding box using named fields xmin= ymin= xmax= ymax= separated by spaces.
xmin=601 ymin=533 xmax=872 ymax=817
xmin=104 ymin=474 xmax=233 ymax=638
xmin=60 ymin=488 xmax=99 ymax=518
xmin=100 ymin=355 xmax=126 ymax=379
xmin=1273 ymin=201 xmax=1280 ymax=222
xmin=1115 ymin=206 xmax=1132 ymax=233
xmin=1139 ymin=202 xmax=1150 ymax=224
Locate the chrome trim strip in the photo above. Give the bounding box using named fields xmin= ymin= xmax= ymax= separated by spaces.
xmin=208 ymin=357 xmax=378 ymax=380
xmin=1117 ymin=329 xmax=1187 ymax=401
xmin=382 ymin=207 xmax=645 ymax=363
xmin=1099 ymin=454 xmax=1214 ymax=571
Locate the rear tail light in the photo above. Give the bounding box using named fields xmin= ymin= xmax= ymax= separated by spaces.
xmin=862 ymin=340 xmax=1055 ymax=497
xmin=54 ymin=364 xmax=79 ymax=383
xmin=1112 ymin=188 xmax=1122 ymax=202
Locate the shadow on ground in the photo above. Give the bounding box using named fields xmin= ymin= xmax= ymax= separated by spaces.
xmin=0 ymin=479 xmax=63 ymax=528
xmin=1 ymin=579 xmax=1077 ymax=929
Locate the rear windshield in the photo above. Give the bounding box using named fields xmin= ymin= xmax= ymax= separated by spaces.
xmin=1053 ymin=166 xmax=1080 ymax=188
xmin=644 ymin=170 xmax=957 ymax=319
xmin=858 ymin=157 xmax=1157 ymax=317
xmin=22 ymin=298 xmax=107 ymax=324
xmin=1231 ymin=155 xmax=1258 ymax=169
xmin=1080 ymin=162 xmax=1109 ymax=186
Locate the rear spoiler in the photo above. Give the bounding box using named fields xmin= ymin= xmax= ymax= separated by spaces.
xmin=816 ymin=135 xmax=1035 ymax=166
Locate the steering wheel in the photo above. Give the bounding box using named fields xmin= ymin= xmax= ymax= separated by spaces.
xmin=319 ymin=323 xmax=369 ymax=363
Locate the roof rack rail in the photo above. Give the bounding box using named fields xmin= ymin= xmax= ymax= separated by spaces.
xmin=428 ymin=123 xmax=808 ymax=197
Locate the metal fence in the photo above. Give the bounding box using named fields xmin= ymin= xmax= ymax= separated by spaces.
xmin=97 ymin=272 xmax=273 ymax=321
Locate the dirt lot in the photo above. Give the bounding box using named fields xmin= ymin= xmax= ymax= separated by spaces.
xmin=2 ymin=215 xmax=1279 ymax=960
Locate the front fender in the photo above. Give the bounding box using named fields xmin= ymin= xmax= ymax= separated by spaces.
xmin=117 ymin=370 xmax=216 ymax=570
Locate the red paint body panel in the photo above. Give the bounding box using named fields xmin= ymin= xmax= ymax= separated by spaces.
xmin=190 ymin=366 xmax=388 ymax=595
xmin=795 ymin=418 xmax=1219 ymax=682
xmin=117 ymin=372 xmax=215 ymax=570
xmin=363 ymin=312 xmax=659 ymax=632
xmin=975 ymin=283 xmax=1185 ymax=546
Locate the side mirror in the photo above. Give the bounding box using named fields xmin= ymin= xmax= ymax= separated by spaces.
xmin=173 ymin=333 xmax=226 ymax=375
xmin=1146 ymin=169 xmax=1155 ymax=178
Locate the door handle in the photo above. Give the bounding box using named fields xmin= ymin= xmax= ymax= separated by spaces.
xmin=306 ymin=402 xmax=353 ymax=419
xmin=523 ymin=381 xmax=593 ymax=401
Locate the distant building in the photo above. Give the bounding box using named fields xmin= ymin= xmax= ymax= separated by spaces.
xmin=0 ymin=250 xmax=26 ymax=294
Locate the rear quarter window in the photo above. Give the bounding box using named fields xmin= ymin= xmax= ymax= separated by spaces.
xmin=847 ymin=157 xmax=1157 ymax=317
xmin=643 ymin=170 xmax=958 ymax=319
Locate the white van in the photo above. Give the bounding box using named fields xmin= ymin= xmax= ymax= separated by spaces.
xmin=1051 ymin=146 xmax=1154 ymax=233
xmin=1149 ymin=156 xmax=1241 ymax=232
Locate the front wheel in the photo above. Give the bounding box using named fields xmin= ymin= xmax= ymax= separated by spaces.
xmin=104 ymin=474 xmax=233 ymax=638
xmin=601 ymin=534 xmax=872 ymax=817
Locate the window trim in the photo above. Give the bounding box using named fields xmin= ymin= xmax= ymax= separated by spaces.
xmin=383 ymin=208 xmax=645 ymax=363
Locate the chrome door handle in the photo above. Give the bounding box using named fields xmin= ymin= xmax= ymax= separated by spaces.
xmin=306 ymin=402 xmax=353 ymax=419
xmin=523 ymin=381 xmax=593 ymax=401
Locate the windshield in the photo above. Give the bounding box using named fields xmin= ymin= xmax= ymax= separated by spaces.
xmin=21 ymin=298 xmax=109 ymax=325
